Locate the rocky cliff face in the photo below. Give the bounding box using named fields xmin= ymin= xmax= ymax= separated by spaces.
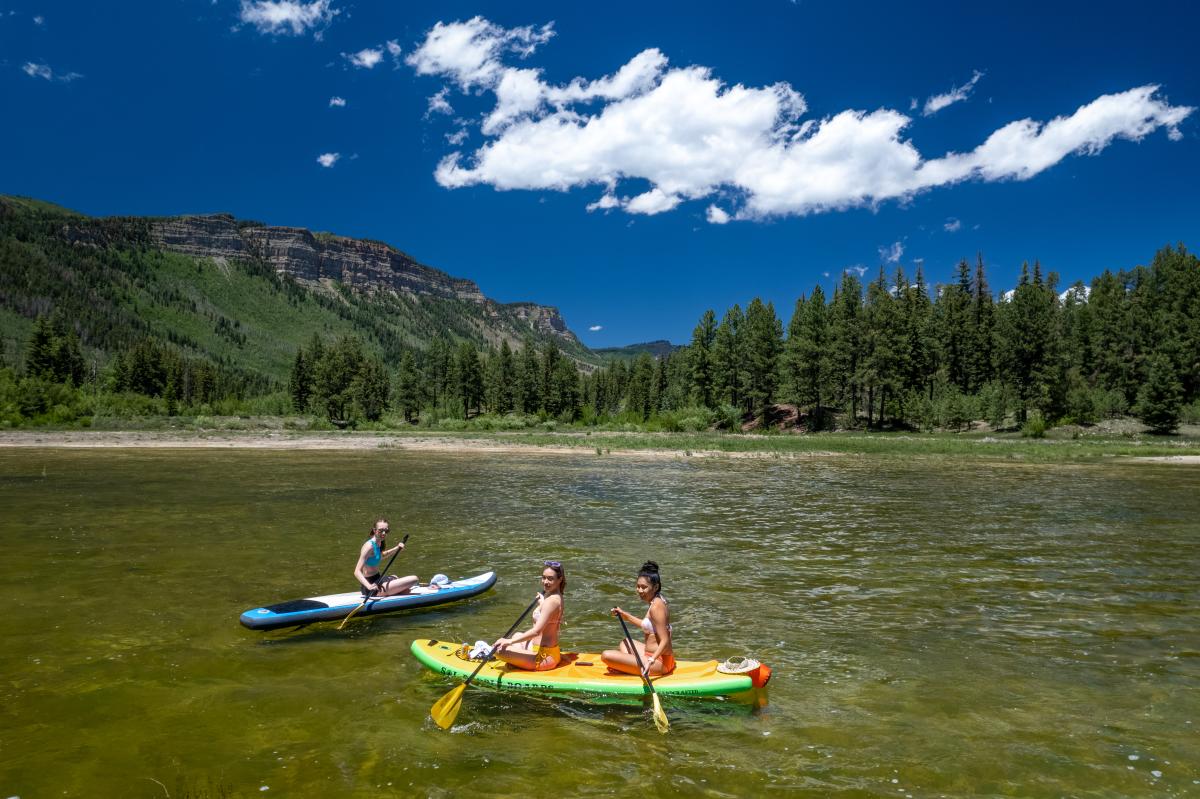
xmin=149 ymin=214 xmax=577 ymax=343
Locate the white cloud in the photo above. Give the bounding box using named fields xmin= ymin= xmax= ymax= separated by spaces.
xmin=446 ymin=128 xmax=470 ymax=145
xmin=586 ymin=193 xmax=621 ymax=212
xmin=411 ymin=18 xmax=1194 ymax=222
xmin=316 ymin=152 xmax=340 ymax=167
xmin=345 ymin=39 xmax=403 ymax=70
xmin=427 ymin=87 xmax=454 ymax=116
xmin=706 ymin=205 xmax=731 ymax=224
xmin=589 ymin=325 xmax=603 ymax=331
xmin=406 ymin=16 xmax=553 ymax=91
xmin=878 ymin=241 xmax=904 ymax=263
xmin=625 ymin=188 xmax=681 ymax=215
xmin=944 ymin=217 xmax=961 ymax=232
xmin=346 ymin=47 xmax=383 ymax=69
xmin=23 ymin=62 xmax=52 ymax=80
xmin=329 ymin=96 xmax=346 ymax=107
xmin=923 ymin=70 xmax=983 ymax=117
xmin=33 ymin=15 xmax=44 ymax=25
xmin=848 ymin=265 xmax=868 ymax=277
xmin=22 ymin=61 xmax=82 ymax=82
xmin=238 ymin=0 xmax=338 ymax=37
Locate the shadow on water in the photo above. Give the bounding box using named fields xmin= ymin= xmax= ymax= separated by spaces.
xmin=429 ymin=682 xmax=771 ymax=735
xmin=245 ymin=596 xmax=499 ymax=646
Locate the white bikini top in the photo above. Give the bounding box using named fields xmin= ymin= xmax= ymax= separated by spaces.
xmin=641 ymin=595 xmax=671 ymax=635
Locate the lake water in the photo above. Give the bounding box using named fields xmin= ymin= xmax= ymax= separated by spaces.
xmin=0 ymin=448 xmax=1197 ymax=797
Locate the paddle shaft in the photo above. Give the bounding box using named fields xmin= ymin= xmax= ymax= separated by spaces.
xmin=618 ymin=613 xmax=658 ymax=696
xmin=367 ymin=533 xmax=409 ymax=596
xmin=341 ymin=534 xmax=411 ymax=629
xmin=463 ymin=593 xmax=541 ymax=688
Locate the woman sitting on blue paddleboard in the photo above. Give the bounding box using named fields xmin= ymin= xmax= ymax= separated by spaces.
xmin=354 ymin=518 xmax=420 ymax=597
xmin=491 ymin=561 xmax=566 ymax=671
xmin=603 ymin=561 xmax=675 ymax=676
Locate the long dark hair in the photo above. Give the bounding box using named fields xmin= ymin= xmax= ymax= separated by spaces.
xmin=369 ymin=517 xmax=389 ymax=540
xmin=638 ymin=560 xmax=662 ymax=598
xmin=543 ymin=560 xmax=566 ymax=594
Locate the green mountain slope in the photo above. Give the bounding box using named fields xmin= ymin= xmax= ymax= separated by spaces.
xmin=0 ymin=196 xmax=599 ymax=381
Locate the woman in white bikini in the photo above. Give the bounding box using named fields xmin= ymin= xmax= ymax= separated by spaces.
xmin=491 ymin=561 xmax=566 ymax=671
xmin=602 ymin=560 xmax=675 ymax=676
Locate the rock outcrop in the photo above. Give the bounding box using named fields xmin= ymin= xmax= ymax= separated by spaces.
xmin=149 ymin=213 xmax=576 ymax=344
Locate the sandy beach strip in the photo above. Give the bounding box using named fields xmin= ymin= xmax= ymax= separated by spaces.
xmin=0 ymin=429 xmax=834 ymax=460
xmin=2 ymin=429 xmax=1196 ymax=463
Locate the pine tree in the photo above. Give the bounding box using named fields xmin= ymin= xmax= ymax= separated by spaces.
xmin=497 ymin=339 xmax=516 ymax=414
xmin=24 ymin=317 xmax=56 ymax=379
xmin=790 ymin=285 xmax=828 ymax=412
xmin=860 ymin=270 xmax=903 ymax=426
xmin=351 ymin=355 xmax=391 ymax=422
xmin=49 ymin=327 xmax=85 ymax=386
xmin=426 ymin=337 xmax=453 ymax=408
xmin=627 ymin=353 xmax=654 ymax=420
xmin=742 ymin=298 xmax=783 ymax=420
xmin=313 ymin=336 xmax=366 ymax=423
xmin=935 ymin=260 xmax=973 ymax=393
xmin=900 ymin=265 xmax=934 ymax=402
xmin=163 ymin=355 xmax=182 ymax=416
xmin=540 ymin=342 xmax=564 ymax=415
xmin=997 ymin=262 xmax=1062 ymax=423
xmin=1137 ymin=351 xmax=1184 ymax=433
xmin=1143 ymin=244 xmax=1200 ymax=403
xmin=689 ymin=309 xmax=717 ymax=408
xmin=969 ymin=254 xmax=996 ymax=390
xmin=1088 ymin=269 xmax=1137 ymax=403
xmin=393 ymin=350 xmax=420 ymax=423
xmin=454 ymin=341 xmax=483 ymax=418
xmin=550 ymin=356 xmax=582 ymax=420
xmin=516 ymin=338 xmax=541 ymax=413
xmin=827 ymin=273 xmax=863 ymax=424
xmin=650 ymin=353 xmax=670 ymax=415
xmin=288 ymin=348 xmax=311 ymax=413
xmin=712 ymin=304 xmax=744 ymax=410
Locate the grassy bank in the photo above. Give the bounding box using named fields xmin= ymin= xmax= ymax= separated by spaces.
xmin=5 ymin=415 xmax=1199 ymax=462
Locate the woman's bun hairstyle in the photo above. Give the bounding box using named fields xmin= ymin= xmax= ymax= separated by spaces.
xmin=638 ymin=561 xmax=662 ymax=595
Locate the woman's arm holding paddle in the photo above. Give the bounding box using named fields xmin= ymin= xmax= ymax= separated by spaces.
xmin=493 ymin=593 xmax=552 ymax=650
xmin=611 ymin=605 xmax=640 ymax=626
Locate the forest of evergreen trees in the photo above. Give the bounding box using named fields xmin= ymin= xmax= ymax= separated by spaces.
xmin=287 ymin=243 xmax=1199 ymax=435
xmin=3 ymin=243 xmax=1197 ymax=434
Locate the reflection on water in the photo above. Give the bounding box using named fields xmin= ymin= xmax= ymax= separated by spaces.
xmin=1 ymin=449 xmax=1198 ymax=796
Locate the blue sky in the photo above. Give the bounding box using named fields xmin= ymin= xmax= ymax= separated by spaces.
xmin=4 ymin=1 xmax=1198 ymax=347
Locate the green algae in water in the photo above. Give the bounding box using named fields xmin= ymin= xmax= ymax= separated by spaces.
xmin=1 ymin=449 xmax=1198 ymax=796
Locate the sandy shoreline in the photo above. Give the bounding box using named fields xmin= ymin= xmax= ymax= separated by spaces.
xmin=1 ymin=430 xmax=1197 ymax=463
xmin=0 ymin=429 xmax=804 ymax=460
